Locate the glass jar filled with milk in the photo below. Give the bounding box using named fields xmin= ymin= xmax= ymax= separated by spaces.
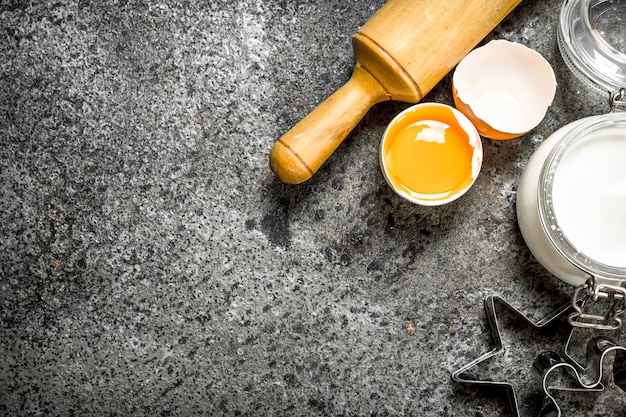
xmin=517 ymin=0 xmax=626 ymax=330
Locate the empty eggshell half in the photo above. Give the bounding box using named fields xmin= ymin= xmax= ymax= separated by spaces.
xmin=453 ymin=39 xmax=557 ymax=140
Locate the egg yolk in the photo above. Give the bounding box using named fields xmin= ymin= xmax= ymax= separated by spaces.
xmin=383 ymin=113 xmax=475 ymax=197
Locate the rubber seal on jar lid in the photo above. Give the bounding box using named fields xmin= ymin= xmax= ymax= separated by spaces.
xmin=538 ymin=113 xmax=626 ymax=284
xmin=558 ymin=0 xmax=626 ymax=93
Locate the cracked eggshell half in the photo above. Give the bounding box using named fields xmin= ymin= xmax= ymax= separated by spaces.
xmin=453 ymin=40 xmax=557 ymax=140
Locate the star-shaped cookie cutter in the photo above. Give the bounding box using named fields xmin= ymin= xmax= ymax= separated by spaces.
xmin=533 ymin=333 xmax=626 ymax=417
xmin=452 ymin=295 xmax=626 ymax=417
xmin=452 ymin=295 xmax=573 ymax=416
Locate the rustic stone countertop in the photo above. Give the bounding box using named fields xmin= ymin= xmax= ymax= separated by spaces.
xmin=1 ymin=1 xmax=624 ymax=416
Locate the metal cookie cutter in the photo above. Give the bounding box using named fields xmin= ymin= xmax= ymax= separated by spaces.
xmin=453 ymin=295 xmax=626 ymax=417
xmin=533 ymin=333 xmax=626 ymax=417
xmin=452 ymin=295 xmax=573 ymax=417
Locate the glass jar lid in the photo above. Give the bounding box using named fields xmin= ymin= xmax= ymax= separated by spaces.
xmin=558 ymin=0 xmax=626 ymax=93
xmin=538 ymin=113 xmax=626 ymax=283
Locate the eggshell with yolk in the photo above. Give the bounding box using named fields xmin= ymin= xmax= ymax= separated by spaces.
xmin=380 ymin=103 xmax=482 ymax=206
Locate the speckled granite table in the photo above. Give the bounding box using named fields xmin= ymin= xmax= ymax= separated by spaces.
xmin=1 ymin=1 xmax=624 ymax=416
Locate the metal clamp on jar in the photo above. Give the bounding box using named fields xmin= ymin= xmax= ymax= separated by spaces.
xmin=517 ymin=0 xmax=626 ymax=331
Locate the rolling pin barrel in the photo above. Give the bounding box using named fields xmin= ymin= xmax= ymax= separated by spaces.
xmin=270 ymin=0 xmax=522 ymax=184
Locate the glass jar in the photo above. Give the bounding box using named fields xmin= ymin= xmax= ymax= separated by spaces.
xmin=516 ymin=0 xmax=626 ymax=329
xmin=558 ymin=0 xmax=626 ymax=94
xmin=517 ymin=114 xmax=626 ymax=287
xmin=517 ymin=113 xmax=626 ymax=329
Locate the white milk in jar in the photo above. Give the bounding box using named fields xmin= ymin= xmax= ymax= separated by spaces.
xmin=517 ymin=114 xmax=626 ymax=287
xmin=549 ymin=126 xmax=626 ymax=268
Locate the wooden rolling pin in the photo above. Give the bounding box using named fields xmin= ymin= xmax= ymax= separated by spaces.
xmin=269 ymin=0 xmax=522 ymax=184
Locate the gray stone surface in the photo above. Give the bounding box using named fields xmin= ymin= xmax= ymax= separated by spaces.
xmin=1 ymin=1 xmax=623 ymax=416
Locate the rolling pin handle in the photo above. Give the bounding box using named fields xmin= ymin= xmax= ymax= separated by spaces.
xmin=269 ymin=65 xmax=389 ymax=184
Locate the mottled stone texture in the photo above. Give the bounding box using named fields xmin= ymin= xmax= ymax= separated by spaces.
xmin=1 ymin=1 xmax=623 ymax=416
